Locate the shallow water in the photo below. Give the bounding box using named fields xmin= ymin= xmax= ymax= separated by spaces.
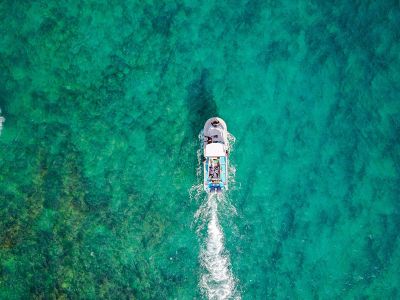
xmin=1 ymin=1 xmax=400 ymax=299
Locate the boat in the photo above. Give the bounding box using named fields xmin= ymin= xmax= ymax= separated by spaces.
xmin=203 ymin=117 xmax=229 ymax=193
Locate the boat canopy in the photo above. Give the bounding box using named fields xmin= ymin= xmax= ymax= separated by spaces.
xmin=205 ymin=143 xmax=225 ymax=157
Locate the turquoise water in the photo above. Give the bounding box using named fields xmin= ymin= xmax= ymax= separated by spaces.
xmin=1 ymin=0 xmax=400 ymax=299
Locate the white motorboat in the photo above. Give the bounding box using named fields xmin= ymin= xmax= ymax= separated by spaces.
xmin=203 ymin=117 xmax=229 ymax=193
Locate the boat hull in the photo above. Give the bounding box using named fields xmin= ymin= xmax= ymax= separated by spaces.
xmin=203 ymin=117 xmax=229 ymax=193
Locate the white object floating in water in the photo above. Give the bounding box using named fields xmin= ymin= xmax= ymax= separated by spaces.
xmin=0 ymin=116 xmax=4 ymax=134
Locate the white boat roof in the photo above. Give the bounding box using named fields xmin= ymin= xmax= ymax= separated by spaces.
xmin=205 ymin=143 xmax=225 ymax=157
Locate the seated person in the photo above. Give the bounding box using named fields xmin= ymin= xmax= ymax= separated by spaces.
xmin=211 ymin=120 xmax=220 ymax=127
xmin=209 ymin=166 xmax=214 ymax=179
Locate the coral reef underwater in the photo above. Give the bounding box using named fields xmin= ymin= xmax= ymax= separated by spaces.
xmin=0 ymin=0 xmax=399 ymax=299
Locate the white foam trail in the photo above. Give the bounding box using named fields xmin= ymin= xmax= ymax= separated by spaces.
xmin=198 ymin=194 xmax=239 ymax=300
xmin=191 ymin=128 xmax=240 ymax=300
xmin=196 ymin=130 xmax=204 ymax=177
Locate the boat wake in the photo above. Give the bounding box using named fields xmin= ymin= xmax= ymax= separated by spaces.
xmin=190 ymin=130 xmax=240 ymax=300
xmin=195 ymin=193 xmax=239 ymax=300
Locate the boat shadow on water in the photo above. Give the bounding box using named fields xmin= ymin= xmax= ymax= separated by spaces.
xmin=185 ymin=69 xmax=219 ymax=143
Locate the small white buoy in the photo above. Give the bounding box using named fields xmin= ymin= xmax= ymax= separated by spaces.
xmin=0 ymin=116 xmax=4 ymax=135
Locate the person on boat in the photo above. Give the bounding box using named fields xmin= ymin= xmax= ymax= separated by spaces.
xmin=216 ymin=165 xmax=220 ymax=177
xmin=211 ymin=120 xmax=219 ymax=127
xmin=209 ymin=166 xmax=214 ymax=178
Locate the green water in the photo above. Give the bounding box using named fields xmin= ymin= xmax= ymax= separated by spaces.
xmin=1 ymin=0 xmax=400 ymax=299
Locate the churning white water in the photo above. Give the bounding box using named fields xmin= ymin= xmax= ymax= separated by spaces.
xmin=198 ymin=194 xmax=238 ymax=300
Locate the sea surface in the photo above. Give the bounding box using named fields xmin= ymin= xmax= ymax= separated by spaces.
xmin=1 ymin=1 xmax=400 ymax=299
